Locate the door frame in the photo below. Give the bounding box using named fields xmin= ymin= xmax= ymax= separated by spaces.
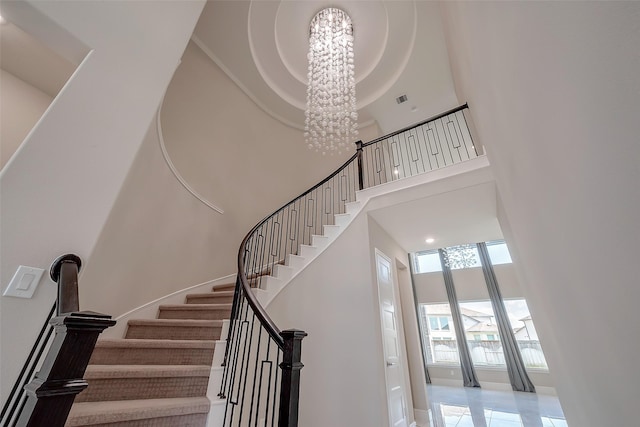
xmin=375 ymin=248 xmax=411 ymax=427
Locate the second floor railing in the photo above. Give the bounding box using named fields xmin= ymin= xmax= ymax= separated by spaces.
xmin=359 ymin=103 xmax=476 ymax=189
xmin=220 ymin=103 xmax=477 ymax=426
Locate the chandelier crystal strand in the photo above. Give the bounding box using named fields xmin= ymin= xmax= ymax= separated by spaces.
xmin=305 ymin=8 xmax=357 ymax=155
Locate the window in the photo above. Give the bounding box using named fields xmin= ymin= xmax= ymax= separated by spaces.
xmin=443 ymin=244 xmax=481 ymax=269
xmin=413 ymin=244 xmax=482 ymax=274
xmin=459 ymin=301 xmax=506 ymax=367
xmin=419 ymin=304 xmax=459 ymax=364
xmin=503 ymin=299 xmax=548 ymax=369
xmin=414 ymin=240 xmax=513 ymax=274
xmin=429 ymin=316 xmax=450 ymax=331
xmin=413 ymin=250 xmax=441 ymax=273
xmin=486 ymin=240 xmax=513 ymax=265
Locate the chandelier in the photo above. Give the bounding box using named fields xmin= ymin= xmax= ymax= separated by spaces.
xmin=304 ymin=8 xmax=358 ymax=155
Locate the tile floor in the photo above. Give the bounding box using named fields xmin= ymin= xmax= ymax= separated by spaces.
xmin=426 ymin=385 xmax=567 ymax=427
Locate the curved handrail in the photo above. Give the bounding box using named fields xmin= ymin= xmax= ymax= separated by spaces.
xmin=236 ymin=152 xmax=359 ymax=348
xmin=362 ymin=103 xmax=469 ymax=148
xmin=222 ymin=103 xmax=474 ymax=427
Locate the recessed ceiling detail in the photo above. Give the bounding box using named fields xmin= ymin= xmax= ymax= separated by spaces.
xmin=248 ymin=1 xmax=416 ymax=113
xmin=193 ymin=1 xmax=457 ymax=134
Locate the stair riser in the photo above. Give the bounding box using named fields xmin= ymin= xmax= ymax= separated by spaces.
xmin=186 ymin=295 xmax=234 ymax=304
xmin=90 ymin=347 xmax=215 ymax=366
xmin=158 ymin=309 xmax=231 ymax=321
xmin=212 ymin=284 xmax=235 ymax=292
xmin=76 ymin=376 xmax=209 ymax=402
xmin=67 ymin=413 xmax=209 ymax=427
xmin=126 ymin=325 xmax=222 ymax=341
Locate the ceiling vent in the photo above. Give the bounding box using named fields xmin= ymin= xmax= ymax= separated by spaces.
xmin=396 ymin=94 xmax=408 ymax=104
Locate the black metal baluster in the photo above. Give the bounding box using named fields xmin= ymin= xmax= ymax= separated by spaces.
xmin=247 ymin=327 xmax=264 ymax=426
xmin=461 ymin=109 xmax=478 ymax=156
xmin=454 ymin=112 xmax=471 ymax=158
xmin=271 ymin=350 xmax=281 ymax=427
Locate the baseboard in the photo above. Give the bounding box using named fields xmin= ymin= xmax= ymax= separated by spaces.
xmin=535 ymin=385 xmax=557 ymax=396
xmin=476 ymin=381 xmax=512 ymax=392
xmin=414 ymin=409 xmax=429 ymax=427
xmin=430 ymin=378 xmax=461 ymax=387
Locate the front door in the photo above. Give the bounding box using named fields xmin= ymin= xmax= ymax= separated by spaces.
xmin=376 ymin=249 xmax=409 ymax=427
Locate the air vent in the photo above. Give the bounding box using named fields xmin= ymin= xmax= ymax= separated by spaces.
xmin=396 ymin=94 xmax=408 ymax=104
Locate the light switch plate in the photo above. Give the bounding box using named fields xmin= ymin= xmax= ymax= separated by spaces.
xmin=3 ymin=265 xmax=45 ymax=298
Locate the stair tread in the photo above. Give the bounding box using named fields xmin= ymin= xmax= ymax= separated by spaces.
xmin=85 ymin=364 xmax=211 ymax=378
xmin=159 ymin=303 xmax=232 ymax=310
xmin=96 ymin=339 xmax=216 ymax=348
xmin=66 ymin=397 xmax=210 ymax=426
xmin=128 ymin=319 xmax=224 ymax=326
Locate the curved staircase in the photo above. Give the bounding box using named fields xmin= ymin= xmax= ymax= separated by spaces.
xmin=65 ymin=283 xmax=235 ymax=426
xmin=48 ymin=104 xmax=474 ymax=427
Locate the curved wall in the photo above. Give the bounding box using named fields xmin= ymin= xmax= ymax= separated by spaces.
xmin=0 ymin=0 xmax=205 ymax=402
xmin=161 ymin=41 xmax=380 ymax=223
xmin=79 ymin=40 xmax=380 ymax=319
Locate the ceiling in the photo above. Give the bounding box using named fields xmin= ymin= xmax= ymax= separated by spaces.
xmin=192 ymin=1 xmax=492 ymax=253
xmin=192 ymin=0 xmax=459 ymax=135
xmin=368 ymin=182 xmax=503 ymax=253
xmin=0 ymin=2 xmax=493 ymax=254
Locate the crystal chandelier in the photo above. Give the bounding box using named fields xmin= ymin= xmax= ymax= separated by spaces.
xmin=305 ymin=8 xmax=358 ymax=155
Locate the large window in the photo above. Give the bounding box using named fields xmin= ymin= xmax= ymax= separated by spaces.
xmin=504 ymin=299 xmax=548 ymax=369
xmin=486 ymin=240 xmax=513 ymax=265
xmin=458 ymin=301 xmax=506 ymax=367
xmin=419 ymin=304 xmax=459 ymax=364
xmin=419 ymin=300 xmax=549 ymax=370
xmin=413 ymin=250 xmax=440 ymax=273
xmin=414 ymin=241 xmax=513 ymax=274
xmin=415 ymin=240 xmax=548 ymax=374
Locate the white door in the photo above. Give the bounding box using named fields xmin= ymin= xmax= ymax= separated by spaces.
xmin=376 ymin=250 xmax=409 ymax=427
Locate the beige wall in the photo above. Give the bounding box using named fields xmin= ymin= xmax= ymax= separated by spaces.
xmin=161 ymin=41 xmax=380 ymax=216
xmin=0 ymin=69 xmax=53 ymax=169
xmin=0 ymin=0 xmax=205 ymax=401
xmin=440 ymin=2 xmax=640 ymax=424
xmin=79 ymin=40 xmax=380 ymax=319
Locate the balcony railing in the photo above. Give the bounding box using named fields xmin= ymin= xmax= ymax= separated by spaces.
xmin=358 ymin=104 xmax=477 ymax=189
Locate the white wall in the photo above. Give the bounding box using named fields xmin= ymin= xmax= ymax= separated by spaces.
xmin=267 ymin=213 xmax=388 ymax=427
xmin=440 ymin=2 xmax=640 ymax=425
xmin=368 ymin=216 xmax=426 ymax=420
xmin=0 ymin=0 xmax=205 ymax=401
xmin=0 ymin=70 xmax=52 ymax=169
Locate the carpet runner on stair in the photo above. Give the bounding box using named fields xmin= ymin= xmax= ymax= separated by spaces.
xmin=65 ymin=282 xmax=234 ymax=426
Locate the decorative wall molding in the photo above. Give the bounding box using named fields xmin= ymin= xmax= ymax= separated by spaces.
xmin=156 ymin=92 xmax=224 ymax=214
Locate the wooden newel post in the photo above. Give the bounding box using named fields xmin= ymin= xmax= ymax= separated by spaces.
xmin=17 ymin=312 xmax=115 ymax=427
xmin=50 ymin=254 xmax=82 ymax=315
xmin=15 ymin=254 xmax=115 ymax=426
xmin=278 ymin=329 xmax=307 ymax=427
xmin=355 ymin=140 xmax=364 ymax=190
